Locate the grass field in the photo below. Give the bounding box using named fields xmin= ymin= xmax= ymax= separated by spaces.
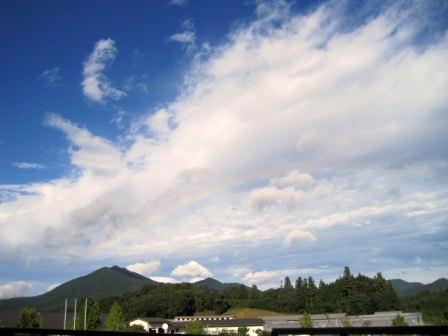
xmin=224 ymin=307 xmax=285 ymax=317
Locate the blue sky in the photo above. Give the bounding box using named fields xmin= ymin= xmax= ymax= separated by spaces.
xmin=1 ymin=0 xmax=448 ymax=298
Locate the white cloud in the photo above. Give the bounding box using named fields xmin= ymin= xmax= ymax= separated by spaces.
xmin=127 ymin=261 xmax=161 ymax=277
xmin=0 ymin=281 xmax=33 ymax=299
xmin=0 ymin=1 xmax=447 ymax=280
xmin=284 ymin=229 xmax=316 ymax=246
xmin=46 ymin=283 xmax=60 ymax=292
xmin=13 ymin=162 xmax=45 ymax=169
xmin=243 ymin=270 xmax=279 ymax=285
xmin=171 ymin=261 xmax=212 ymax=280
xmin=271 ymin=170 xmax=315 ymax=188
xmin=150 ymin=276 xmax=178 ymax=283
xmin=38 ymin=67 xmax=62 ymax=85
xmin=81 ymin=38 xmax=126 ymax=103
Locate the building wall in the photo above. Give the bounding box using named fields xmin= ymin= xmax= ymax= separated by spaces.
xmin=129 ymin=319 xmax=150 ymax=331
xmin=205 ymin=326 xmax=263 ymax=336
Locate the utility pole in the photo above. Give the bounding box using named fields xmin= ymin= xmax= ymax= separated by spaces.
xmin=84 ymin=298 xmax=88 ymax=330
xmin=63 ymin=299 xmax=67 ymax=330
xmin=73 ymin=298 xmax=77 ymax=330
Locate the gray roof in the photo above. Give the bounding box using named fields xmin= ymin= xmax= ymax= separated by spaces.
xmin=175 ymin=318 xmax=265 ymax=328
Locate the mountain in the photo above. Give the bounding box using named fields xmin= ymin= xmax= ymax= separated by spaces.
xmin=389 ymin=277 xmax=448 ymax=297
xmin=192 ymin=277 xmax=245 ymax=291
xmin=0 ymin=266 xmax=157 ymax=312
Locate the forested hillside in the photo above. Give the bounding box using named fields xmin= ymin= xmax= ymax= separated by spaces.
xmin=389 ymin=278 xmax=448 ymax=297
xmin=99 ymin=267 xmax=400 ymax=320
xmin=402 ymin=288 xmax=448 ymax=325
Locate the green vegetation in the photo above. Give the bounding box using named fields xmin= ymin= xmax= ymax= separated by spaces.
xmin=97 ymin=267 xmax=401 ymax=320
xmin=124 ymin=324 xmax=146 ymax=332
xmin=17 ymin=308 xmax=41 ymax=328
xmin=106 ymin=301 xmax=125 ymax=331
xmin=237 ymin=326 xmax=249 ymax=336
xmin=341 ymin=317 xmax=352 ymax=327
xmin=185 ymin=320 xmax=205 ymax=334
xmin=401 ymin=288 xmax=448 ymax=325
xmin=299 ymin=312 xmax=313 ymax=328
xmin=392 ymin=314 xmax=408 ymax=326
xmin=224 ymin=308 xmax=283 ymax=317
xmin=389 ymin=278 xmax=448 ymax=297
xmin=75 ymin=298 xmax=101 ymax=330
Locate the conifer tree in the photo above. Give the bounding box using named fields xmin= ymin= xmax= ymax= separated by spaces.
xmin=106 ymin=301 xmax=125 ymax=331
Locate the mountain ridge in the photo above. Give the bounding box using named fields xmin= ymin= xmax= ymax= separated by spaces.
xmin=0 ymin=266 xmax=157 ymax=312
xmin=389 ymin=277 xmax=448 ymax=297
xmin=1 ymin=265 xmax=446 ymax=312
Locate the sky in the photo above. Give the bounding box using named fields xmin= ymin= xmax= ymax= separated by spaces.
xmin=0 ymin=0 xmax=448 ymax=299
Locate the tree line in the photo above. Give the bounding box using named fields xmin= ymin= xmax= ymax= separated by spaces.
xmin=98 ymin=267 xmax=402 ymax=319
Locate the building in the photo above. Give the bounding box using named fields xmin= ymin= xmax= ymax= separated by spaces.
xmin=174 ymin=315 xmax=235 ymax=322
xmin=128 ymin=317 xmax=184 ymax=333
xmin=128 ymin=316 xmax=264 ymax=335
xmin=263 ymin=311 xmax=423 ymax=331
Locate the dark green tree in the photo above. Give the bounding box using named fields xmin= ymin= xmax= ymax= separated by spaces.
xmin=76 ymin=298 xmax=101 ymax=330
xmin=106 ymin=301 xmax=125 ymax=331
xmin=17 ymin=308 xmax=41 ymax=328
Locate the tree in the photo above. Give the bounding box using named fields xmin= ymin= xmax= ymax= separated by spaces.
xmin=237 ymin=326 xmax=249 ymax=336
xmin=392 ymin=314 xmax=408 ymax=326
xmin=17 ymin=308 xmax=41 ymax=328
xmin=106 ymin=301 xmax=125 ymax=331
xmin=284 ymin=277 xmax=293 ymax=290
xmin=255 ymin=329 xmax=270 ymax=336
xmin=186 ymin=320 xmax=205 ymax=335
xmin=76 ymin=298 xmax=101 ymax=330
xmin=299 ymin=312 xmax=313 ymax=328
xmin=124 ymin=324 xmax=146 ymax=332
xmin=343 ymin=266 xmax=352 ymax=278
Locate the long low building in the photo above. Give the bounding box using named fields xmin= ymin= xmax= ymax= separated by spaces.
xmin=128 ymin=317 xmax=265 ymax=335
xmin=263 ymin=311 xmax=423 ymax=330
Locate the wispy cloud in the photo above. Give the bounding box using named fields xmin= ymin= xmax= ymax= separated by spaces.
xmin=38 ymin=67 xmax=62 ymax=85
xmin=81 ymin=38 xmax=126 ymax=103
xmin=13 ymin=162 xmax=45 ymax=169
xmin=169 ymin=0 xmax=188 ymax=7
xmin=169 ymin=20 xmax=195 ymax=49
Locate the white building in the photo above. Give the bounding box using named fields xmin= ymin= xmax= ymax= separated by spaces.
xmin=128 ymin=317 xmax=179 ymax=333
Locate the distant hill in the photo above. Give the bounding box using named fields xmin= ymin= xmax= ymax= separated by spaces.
xmin=192 ymin=277 xmax=245 ymax=291
xmin=0 ymin=266 xmax=157 ymax=312
xmin=389 ymin=277 xmax=448 ymax=297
